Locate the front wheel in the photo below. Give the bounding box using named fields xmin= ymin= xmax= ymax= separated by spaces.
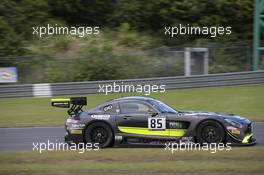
xmin=84 ymin=122 xmax=114 ymax=148
xmin=196 ymin=120 xmax=225 ymax=144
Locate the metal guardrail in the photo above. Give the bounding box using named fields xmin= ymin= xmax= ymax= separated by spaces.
xmin=0 ymin=71 xmax=263 ymax=98
xmin=0 ymin=84 xmax=33 ymax=98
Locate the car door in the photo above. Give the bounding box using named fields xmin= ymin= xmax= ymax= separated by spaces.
xmin=116 ymin=100 xmax=169 ymax=137
xmin=166 ymin=113 xmax=190 ymax=138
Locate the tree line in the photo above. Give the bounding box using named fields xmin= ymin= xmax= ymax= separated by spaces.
xmin=0 ymin=0 xmax=254 ymax=82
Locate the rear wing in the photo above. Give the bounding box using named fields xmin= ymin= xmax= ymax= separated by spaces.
xmin=51 ymin=97 xmax=87 ymax=116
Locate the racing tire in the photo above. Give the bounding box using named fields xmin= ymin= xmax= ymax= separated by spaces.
xmin=196 ymin=120 xmax=225 ymax=144
xmin=84 ymin=122 xmax=114 ymax=148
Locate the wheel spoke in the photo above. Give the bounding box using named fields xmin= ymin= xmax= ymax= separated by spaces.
xmin=91 ymin=127 xmax=108 ymax=144
xmin=201 ymin=125 xmax=222 ymax=143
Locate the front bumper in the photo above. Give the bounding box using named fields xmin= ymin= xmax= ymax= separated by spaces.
xmin=225 ymin=121 xmax=256 ymax=146
xmin=227 ymin=132 xmax=256 ymax=146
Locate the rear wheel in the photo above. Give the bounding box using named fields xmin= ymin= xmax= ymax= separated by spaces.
xmin=196 ymin=120 xmax=225 ymax=144
xmin=84 ymin=122 xmax=114 ymax=148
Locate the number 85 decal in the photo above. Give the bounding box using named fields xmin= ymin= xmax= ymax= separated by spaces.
xmin=148 ymin=118 xmax=166 ymax=130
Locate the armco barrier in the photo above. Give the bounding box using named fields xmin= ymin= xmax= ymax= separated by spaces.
xmin=0 ymin=71 xmax=263 ymax=98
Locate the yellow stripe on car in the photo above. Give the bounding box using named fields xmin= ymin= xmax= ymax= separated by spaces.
xmin=118 ymin=126 xmax=186 ymax=137
xmin=51 ymin=98 xmax=70 ymax=102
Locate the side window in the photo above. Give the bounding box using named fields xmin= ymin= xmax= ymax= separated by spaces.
xmin=119 ymin=102 xmax=152 ymax=114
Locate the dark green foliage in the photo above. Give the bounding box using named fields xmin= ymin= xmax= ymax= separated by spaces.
xmin=0 ymin=0 xmax=255 ymax=83
xmin=48 ymin=0 xmax=115 ymax=26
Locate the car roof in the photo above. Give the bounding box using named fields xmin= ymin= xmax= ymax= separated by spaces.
xmin=111 ymin=96 xmax=156 ymax=102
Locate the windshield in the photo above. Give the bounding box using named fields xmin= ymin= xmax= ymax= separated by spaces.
xmin=148 ymin=100 xmax=177 ymax=114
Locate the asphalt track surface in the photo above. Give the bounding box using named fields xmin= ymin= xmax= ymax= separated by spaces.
xmin=0 ymin=122 xmax=263 ymax=151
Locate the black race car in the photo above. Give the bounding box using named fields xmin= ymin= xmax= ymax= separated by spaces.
xmin=51 ymin=96 xmax=256 ymax=147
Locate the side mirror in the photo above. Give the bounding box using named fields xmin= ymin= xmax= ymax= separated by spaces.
xmin=148 ymin=109 xmax=158 ymax=117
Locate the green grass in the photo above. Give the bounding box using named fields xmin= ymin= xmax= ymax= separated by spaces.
xmin=0 ymin=147 xmax=263 ymax=175
xmin=0 ymin=84 xmax=263 ymax=127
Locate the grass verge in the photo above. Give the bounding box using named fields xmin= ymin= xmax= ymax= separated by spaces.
xmin=0 ymin=147 xmax=263 ymax=175
xmin=0 ymin=84 xmax=263 ymax=127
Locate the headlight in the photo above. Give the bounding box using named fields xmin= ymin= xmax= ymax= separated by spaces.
xmin=224 ymin=119 xmax=243 ymax=129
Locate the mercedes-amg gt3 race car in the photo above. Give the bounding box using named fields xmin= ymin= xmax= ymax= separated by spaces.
xmin=51 ymin=96 xmax=256 ymax=148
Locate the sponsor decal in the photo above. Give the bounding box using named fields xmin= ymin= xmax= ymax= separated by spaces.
xmin=70 ymin=129 xmax=82 ymax=134
xmin=103 ymin=105 xmax=113 ymax=111
xmin=71 ymin=124 xmax=85 ymax=129
xmin=91 ymin=114 xmax=110 ymax=120
xmin=66 ymin=118 xmax=79 ymax=124
xmin=169 ymin=122 xmax=184 ymax=129
xmin=181 ymin=137 xmax=194 ymax=143
xmin=51 ymin=102 xmax=70 ymax=108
